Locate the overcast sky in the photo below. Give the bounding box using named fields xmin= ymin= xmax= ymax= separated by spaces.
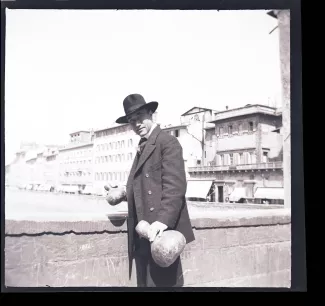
xmin=5 ymin=9 xmax=281 ymax=164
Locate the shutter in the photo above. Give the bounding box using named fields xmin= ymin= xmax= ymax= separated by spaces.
xmin=251 ymin=152 xmax=257 ymax=164
xmin=234 ymin=153 xmax=239 ymax=165
xmin=225 ymin=154 xmax=229 ymax=165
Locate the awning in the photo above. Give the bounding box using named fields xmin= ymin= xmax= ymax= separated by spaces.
xmin=229 ymin=188 xmax=246 ymax=202
xmin=186 ymin=180 xmax=213 ymax=199
xmin=254 ymin=187 xmax=284 ymax=200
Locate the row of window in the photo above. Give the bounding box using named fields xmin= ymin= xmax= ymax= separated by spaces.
xmin=95 ymin=126 xmax=130 ymax=138
xmin=60 ymin=159 xmax=92 ymax=165
xmin=95 ymin=171 xmax=129 ymax=181
xmin=216 ymin=151 xmax=268 ymax=166
xmin=60 ymin=172 xmax=92 ymax=177
xmin=218 ymin=121 xmax=254 ymax=136
xmin=96 ymin=139 xmax=134 ymax=151
xmin=62 ymin=149 xmax=92 ymax=159
xmin=95 ymin=153 xmax=133 ymax=164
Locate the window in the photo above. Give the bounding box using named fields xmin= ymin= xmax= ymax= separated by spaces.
xmin=249 ymin=122 xmax=254 ymax=132
xmin=228 ymin=125 xmax=233 ymax=135
xmin=175 ymin=130 xmax=179 ymax=137
xmin=220 ymin=155 xmax=224 ymax=166
xmin=219 ymin=127 xmax=224 ymax=136
xmin=247 ymin=152 xmax=251 ymax=164
xmin=238 ymin=124 xmax=242 ymax=133
xmin=105 ymin=156 xmax=108 ymax=163
xmin=239 ymin=153 xmax=244 ymax=164
xmin=262 ymin=152 xmax=268 ymax=163
xmin=230 ymin=153 xmax=234 ymax=165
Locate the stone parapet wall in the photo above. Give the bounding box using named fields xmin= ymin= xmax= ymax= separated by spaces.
xmin=5 ymin=209 xmax=291 ymax=288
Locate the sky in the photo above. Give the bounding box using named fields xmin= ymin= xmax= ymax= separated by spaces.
xmin=5 ymin=9 xmax=281 ymax=164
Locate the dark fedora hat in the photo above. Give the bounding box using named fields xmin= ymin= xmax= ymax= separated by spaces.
xmin=116 ymin=94 xmax=158 ymax=124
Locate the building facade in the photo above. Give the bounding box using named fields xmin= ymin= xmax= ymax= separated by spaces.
xmin=57 ymin=131 xmax=94 ymax=192
xmin=91 ymin=112 xmax=161 ymax=193
xmin=92 ymin=123 xmax=140 ymax=193
xmin=7 ymin=151 xmax=29 ymax=188
xmin=188 ymin=104 xmax=284 ymax=204
xmin=43 ymin=147 xmax=60 ymax=187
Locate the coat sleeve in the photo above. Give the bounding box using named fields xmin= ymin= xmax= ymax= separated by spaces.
xmin=156 ymin=137 xmax=187 ymax=229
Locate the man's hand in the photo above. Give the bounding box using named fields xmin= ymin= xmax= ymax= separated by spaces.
xmin=148 ymin=221 xmax=168 ymax=242
xmin=104 ymin=183 xmax=127 ymax=206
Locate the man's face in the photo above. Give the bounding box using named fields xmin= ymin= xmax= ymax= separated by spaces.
xmin=127 ymin=108 xmax=153 ymax=138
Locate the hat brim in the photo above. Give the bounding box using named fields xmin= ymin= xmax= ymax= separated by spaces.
xmin=115 ymin=101 xmax=158 ymax=124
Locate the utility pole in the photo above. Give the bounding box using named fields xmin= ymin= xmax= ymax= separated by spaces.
xmin=202 ymin=112 xmax=205 ymax=166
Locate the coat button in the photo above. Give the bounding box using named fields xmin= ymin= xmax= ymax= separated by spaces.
xmin=148 ymin=190 xmax=152 ymax=195
xmin=150 ymin=207 xmax=154 ymax=212
xmin=145 ymin=173 xmax=149 ymax=178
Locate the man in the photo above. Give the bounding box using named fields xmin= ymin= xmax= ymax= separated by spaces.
xmin=106 ymin=93 xmax=195 ymax=287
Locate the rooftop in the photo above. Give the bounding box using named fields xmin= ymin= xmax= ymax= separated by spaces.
xmin=181 ymin=106 xmax=219 ymax=117
xmin=59 ymin=142 xmax=94 ymax=152
xmin=69 ymin=130 xmax=92 ymax=136
xmin=161 ymin=123 xmax=189 ymax=130
xmin=94 ymin=122 xmax=129 ymax=133
xmin=209 ymin=104 xmax=280 ymax=123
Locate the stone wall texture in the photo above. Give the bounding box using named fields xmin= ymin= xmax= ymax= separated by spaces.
xmin=5 ymin=210 xmax=291 ymax=288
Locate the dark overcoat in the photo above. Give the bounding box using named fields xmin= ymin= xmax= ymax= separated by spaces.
xmin=126 ymin=125 xmax=195 ymax=277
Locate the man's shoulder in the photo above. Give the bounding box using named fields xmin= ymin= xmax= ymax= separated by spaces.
xmin=157 ymin=129 xmax=175 ymax=141
xmin=157 ymin=129 xmax=180 ymax=146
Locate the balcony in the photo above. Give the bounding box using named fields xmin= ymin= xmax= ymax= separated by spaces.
xmin=188 ymin=162 xmax=283 ymax=173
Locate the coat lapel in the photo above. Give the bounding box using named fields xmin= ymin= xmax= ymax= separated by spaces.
xmin=134 ymin=126 xmax=161 ymax=175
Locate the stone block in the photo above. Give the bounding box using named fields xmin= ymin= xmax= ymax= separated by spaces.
xmin=192 ymin=269 xmax=291 ymax=288
xmin=6 ymin=255 xmax=134 ymax=287
xmin=186 ymin=224 xmax=290 ymax=252
xmin=181 ymin=241 xmax=291 ymax=286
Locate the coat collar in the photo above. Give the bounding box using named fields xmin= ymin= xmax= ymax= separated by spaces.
xmin=146 ymin=124 xmax=161 ymax=145
xmin=133 ymin=125 xmax=161 ymax=175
